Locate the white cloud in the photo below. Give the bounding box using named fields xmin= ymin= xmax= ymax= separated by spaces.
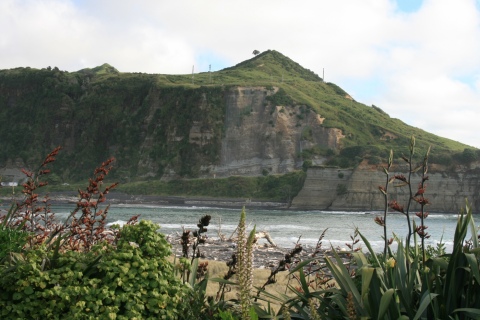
xmin=370 ymin=0 xmax=480 ymax=148
xmin=0 ymin=0 xmax=479 ymax=147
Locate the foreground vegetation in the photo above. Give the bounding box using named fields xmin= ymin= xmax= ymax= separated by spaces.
xmin=1 ymin=140 xmax=480 ymax=319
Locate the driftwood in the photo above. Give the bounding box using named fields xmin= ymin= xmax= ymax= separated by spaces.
xmin=217 ymin=216 xmax=226 ymax=241
xmin=228 ymin=230 xmax=276 ymax=247
xmin=254 ymin=231 xmax=277 ymax=247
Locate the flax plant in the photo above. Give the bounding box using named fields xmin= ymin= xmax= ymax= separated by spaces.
xmin=63 ymin=158 xmax=119 ymax=252
xmin=390 ymin=135 xmax=417 ymax=253
xmin=413 ymin=146 xmax=431 ymax=264
xmin=227 ymin=139 xmax=480 ymax=319
xmin=315 ymin=141 xmax=480 ymax=319
xmin=6 ymin=147 xmax=63 ymax=247
xmin=178 ymin=214 xmax=211 ymax=283
xmin=0 ymin=148 xmax=137 ymax=264
xmin=376 ymin=149 xmax=393 ymax=260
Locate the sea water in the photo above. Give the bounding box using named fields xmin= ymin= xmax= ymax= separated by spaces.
xmin=46 ymin=203 xmax=469 ymax=253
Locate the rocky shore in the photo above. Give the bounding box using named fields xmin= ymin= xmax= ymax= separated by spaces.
xmin=167 ymin=237 xmax=327 ymax=270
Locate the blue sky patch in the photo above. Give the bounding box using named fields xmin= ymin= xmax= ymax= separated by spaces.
xmin=394 ymin=0 xmax=424 ymax=13
xmin=195 ymin=51 xmax=232 ymax=73
xmin=340 ymin=77 xmax=385 ymax=106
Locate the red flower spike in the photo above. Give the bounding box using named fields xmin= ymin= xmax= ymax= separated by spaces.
xmin=43 ymin=156 xmax=56 ymax=164
xmin=374 ymin=216 xmax=385 ymax=226
xmin=415 ymin=187 xmax=426 ymax=197
xmin=21 ymin=169 xmax=34 ymax=178
xmin=389 ymin=200 xmax=404 ymax=213
xmin=414 ymin=197 xmax=430 ymax=206
xmin=415 ymin=211 xmax=429 ymax=219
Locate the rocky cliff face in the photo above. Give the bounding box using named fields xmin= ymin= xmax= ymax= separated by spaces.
xmin=292 ymin=164 xmax=480 ymax=213
xmin=131 ymin=85 xmax=343 ymax=180
xmin=200 ymin=86 xmax=342 ymax=177
xmin=0 ymin=75 xmax=341 ymax=181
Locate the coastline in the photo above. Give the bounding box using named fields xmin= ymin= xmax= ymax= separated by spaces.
xmin=0 ymin=190 xmax=290 ymax=210
xmin=1 ymin=190 xmax=464 ymax=214
xmin=104 ymin=191 xmax=290 ymax=210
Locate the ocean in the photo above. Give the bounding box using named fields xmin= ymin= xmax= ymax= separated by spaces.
xmin=47 ymin=203 xmax=472 ymax=253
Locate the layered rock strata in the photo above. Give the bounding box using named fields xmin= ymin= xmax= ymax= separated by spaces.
xmin=292 ymin=166 xmax=480 ymax=213
xmin=205 ymin=87 xmax=342 ymax=177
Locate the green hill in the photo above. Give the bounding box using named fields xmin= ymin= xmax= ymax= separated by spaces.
xmin=161 ymin=50 xmax=474 ymax=154
xmin=0 ymin=50 xmax=476 ymax=187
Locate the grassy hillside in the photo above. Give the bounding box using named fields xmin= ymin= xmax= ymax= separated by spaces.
xmin=0 ymin=50 xmax=477 ymax=190
xmin=154 ymin=50 xmax=473 ymax=154
xmin=220 ymin=51 xmax=471 ymax=151
xmin=149 ymin=50 xmax=477 ymax=167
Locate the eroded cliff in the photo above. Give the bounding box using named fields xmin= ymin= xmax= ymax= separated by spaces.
xmin=292 ymin=164 xmax=480 ymax=213
xmin=201 ymin=86 xmax=343 ymax=177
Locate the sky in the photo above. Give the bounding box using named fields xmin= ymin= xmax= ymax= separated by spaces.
xmin=1 ymin=0 xmax=479 ymax=148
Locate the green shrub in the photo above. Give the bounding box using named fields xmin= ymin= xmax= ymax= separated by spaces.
xmin=0 ymin=226 xmax=29 ymax=261
xmin=0 ymin=220 xmax=190 ymax=319
xmin=0 ymin=148 xmax=201 ymax=319
xmin=302 ymin=159 xmax=312 ymax=172
xmin=340 ymin=145 xmax=365 ymax=158
xmin=338 ymin=157 xmax=351 ymax=168
xmin=454 ymin=148 xmax=478 ymax=165
xmin=266 ymin=88 xmax=294 ymax=106
xmin=429 ymin=152 xmax=453 ymax=166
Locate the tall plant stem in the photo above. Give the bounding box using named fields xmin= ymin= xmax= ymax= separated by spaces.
xmin=404 ymin=137 xmax=416 ymax=253
xmin=381 ymin=150 xmax=393 ymax=260
xmin=418 ymin=146 xmax=430 ymax=264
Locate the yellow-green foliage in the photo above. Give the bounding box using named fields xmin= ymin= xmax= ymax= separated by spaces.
xmin=0 ymin=221 xmax=191 ymax=319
